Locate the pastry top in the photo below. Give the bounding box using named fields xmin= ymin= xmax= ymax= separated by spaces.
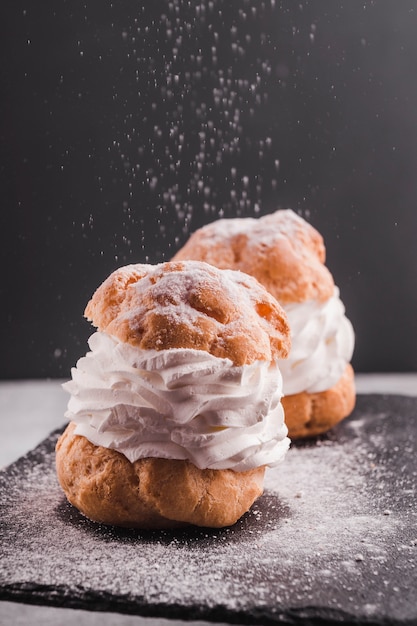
xmin=84 ymin=260 xmax=290 ymax=366
xmin=173 ymin=209 xmax=335 ymax=304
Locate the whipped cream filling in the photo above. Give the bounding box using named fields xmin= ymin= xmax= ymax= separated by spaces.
xmin=63 ymin=332 xmax=289 ymax=471
xmin=278 ymin=287 xmax=355 ymax=395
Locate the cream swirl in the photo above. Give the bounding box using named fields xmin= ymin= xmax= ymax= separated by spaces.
xmin=63 ymin=332 xmax=289 ymax=471
xmin=278 ymin=287 xmax=355 ymax=395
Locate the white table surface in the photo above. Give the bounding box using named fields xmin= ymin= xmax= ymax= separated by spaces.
xmin=1 ymin=373 xmax=416 ymax=625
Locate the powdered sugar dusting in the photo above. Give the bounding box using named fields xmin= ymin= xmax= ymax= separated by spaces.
xmin=90 ymin=260 xmax=290 ymax=363
xmin=197 ymin=209 xmax=305 ymax=248
xmin=123 ymin=262 xmax=261 ymax=328
xmin=265 ymin=436 xmax=397 ymax=562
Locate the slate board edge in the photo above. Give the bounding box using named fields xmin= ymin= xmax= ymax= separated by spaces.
xmin=0 ymin=582 xmax=404 ymax=626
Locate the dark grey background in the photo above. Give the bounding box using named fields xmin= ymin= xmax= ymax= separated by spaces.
xmin=1 ymin=0 xmax=416 ymax=379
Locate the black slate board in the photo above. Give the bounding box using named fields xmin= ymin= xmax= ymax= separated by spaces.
xmin=1 ymin=394 xmax=416 ymax=626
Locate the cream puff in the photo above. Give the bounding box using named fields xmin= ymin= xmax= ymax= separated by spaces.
xmin=173 ymin=210 xmax=356 ymax=439
xmin=56 ymin=260 xmax=291 ymax=528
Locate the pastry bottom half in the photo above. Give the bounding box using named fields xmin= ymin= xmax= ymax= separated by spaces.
xmin=282 ymin=364 xmax=356 ymax=439
xmin=56 ymin=422 xmax=265 ymax=529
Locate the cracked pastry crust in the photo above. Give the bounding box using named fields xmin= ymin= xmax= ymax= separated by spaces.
xmin=173 ymin=209 xmax=335 ymax=305
xmin=83 ymin=259 xmax=290 ymax=364
xmin=56 ymin=260 xmax=290 ymax=528
xmin=173 ymin=211 xmax=356 ymax=439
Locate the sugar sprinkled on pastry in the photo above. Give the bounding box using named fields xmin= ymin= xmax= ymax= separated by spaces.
xmin=56 ymin=260 xmax=291 ymax=528
xmin=173 ymin=210 xmax=355 ymax=439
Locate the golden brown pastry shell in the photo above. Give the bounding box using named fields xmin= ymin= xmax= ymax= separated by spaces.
xmin=282 ymin=364 xmax=356 ymax=439
xmin=56 ymin=423 xmax=265 ymax=529
xmin=84 ymin=259 xmax=290 ymax=365
xmin=173 ymin=210 xmax=335 ymax=305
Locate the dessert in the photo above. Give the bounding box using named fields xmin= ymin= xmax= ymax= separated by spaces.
xmin=173 ymin=210 xmax=355 ymax=438
xmin=56 ymin=260 xmax=291 ymax=528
